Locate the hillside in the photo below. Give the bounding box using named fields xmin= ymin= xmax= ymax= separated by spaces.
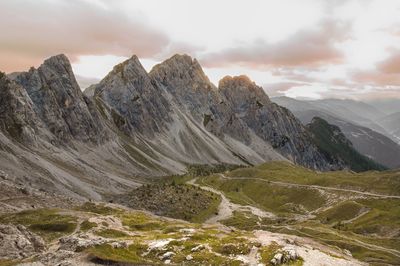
xmin=272 ymin=96 xmax=400 ymax=168
xmin=196 ymin=161 xmax=400 ymax=265
xmin=307 ymin=117 xmax=387 ymax=172
xmin=377 ymin=112 xmax=400 ymax=144
xmin=0 ymin=175 xmax=365 ymax=266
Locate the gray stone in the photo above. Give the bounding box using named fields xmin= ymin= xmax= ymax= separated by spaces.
xmin=0 ymin=224 xmax=46 ymax=260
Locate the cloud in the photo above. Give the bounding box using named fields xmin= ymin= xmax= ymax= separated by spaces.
xmin=200 ymin=19 xmax=351 ymax=69
xmin=263 ymin=82 xmax=309 ymax=97
xmin=377 ymin=49 xmax=400 ymax=74
xmin=0 ymin=0 xmax=170 ymax=72
xmin=75 ymin=75 xmax=101 ymax=90
xmin=351 ymin=49 xmax=400 ymax=86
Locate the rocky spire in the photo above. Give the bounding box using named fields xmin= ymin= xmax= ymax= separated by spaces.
xmin=11 ymin=54 xmax=108 ymax=145
xmin=94 ymin=55 xmax=171 ymax=136
xmin=219 ymin=75 xmax=331 ymax=170
xmin=149 ymin=54 xmax=218 ymax=121
xmin=0 ymin=73 xmax=45 ymax=144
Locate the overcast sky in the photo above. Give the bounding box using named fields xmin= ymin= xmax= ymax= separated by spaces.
xmin=1 ymin=0 xmax=400 ymax=100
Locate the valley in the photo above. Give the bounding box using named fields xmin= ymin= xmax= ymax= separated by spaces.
xmin=1 ymin=162 xmax=399 ymax=265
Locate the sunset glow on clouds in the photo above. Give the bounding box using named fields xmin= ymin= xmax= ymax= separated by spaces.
xmin=0 ymin=0 xmax=399 ymax=99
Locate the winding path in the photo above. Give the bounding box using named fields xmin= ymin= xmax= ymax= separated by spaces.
xmin=217 ymin=174 xmax=400 ymax=199
xmin=187 ymin=178 xmax=274 ymax=223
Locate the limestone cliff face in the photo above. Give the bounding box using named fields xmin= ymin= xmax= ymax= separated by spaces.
xmin=150 ymin=55 xmax=330 ymax=169
xmin=149 ymin=55 xmax=252 ymax=144
xmin=0 ymin=73 xmax=45 ymax=144
xmin=219 ymin=75 xmax=330 ymax=170
xmin=11 ymin=54 xmax=107 ymax=145
xmin=94 ymin=55 xmax=171 ymax=136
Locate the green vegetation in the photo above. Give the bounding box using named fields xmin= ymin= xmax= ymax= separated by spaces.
xmin=203 ymin=114 xmax=212 ymax=127
xmin=187 ymin=163 xmax=246 ymax=177
xmin=119 ymin=211 xmax=168 ymax=231
xmin=195 ymin=161 xmax=400 ymax=265
xmin=95 ymin=228 xmax=128 ymax=238
xmin=80 ymin=220 xmax=97 ymax=232
xmin=0 ymin=209 xmax=77 ymax=241
xmin=199 ymin=174 xmax=326 ymax=215
xmin=317 ymin=201 xmax=365 ymax=224
xmin=225 ymin=161 xmax=400 ymax=196
xmin=211 ymin=236 xmax=252 ymax=255
xmin=221 ymin=211 xmax=262 ymax=230
xmin=113 ymin=183 xmax=221 ymax=223
xmin=87 ymin=243 xmax=147 ymax=265
xmin=307 ymin=117 xmax=387 ymax=172
xmin=259 ymin=242 xmax=281 ymax=263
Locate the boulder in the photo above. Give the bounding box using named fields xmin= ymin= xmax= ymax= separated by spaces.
xmin=191 ymin=244 xmax=205 ymax=252
xmin=0 ymin=224 xmax=46 ymax=260
xmin=59 ymin=235 xmax=108 ymax=251
xmin=160 ymin=251 xmax=175 ymax=260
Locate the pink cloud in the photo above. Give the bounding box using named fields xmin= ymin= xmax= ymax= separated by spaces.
xmin=200 ymin=19 xmax=351 ymax=69
xmin=0 ymin=0 xmax=170 ymax=72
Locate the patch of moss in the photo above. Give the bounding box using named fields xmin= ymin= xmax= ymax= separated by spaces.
xmin=95 ymin=228 xmax=128 ymax=238
xmin=317 ymin=201 xmax=365 ymax=224
xmin=119 ymin=211 xmax=167 ymax=231
xmin=211 ymin=236 xmax=252 ymax=256
xmin=0 ymin=209 xmax=77 ymax=241
xmin=87 ymin=243 xmax=148 ymax=264
xmin=203 ymin=114 xmax=212 ymax=127
xmin=80 ymin=220 xmax=97 ymax=232
xmin=259 ymin=242 xmax=281 ymax=263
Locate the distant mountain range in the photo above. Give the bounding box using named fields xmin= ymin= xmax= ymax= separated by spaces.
xmin=0 ymin=54 xmax=343 ymax=199
xmin=273 ymin=96 xmax=400 ymax=169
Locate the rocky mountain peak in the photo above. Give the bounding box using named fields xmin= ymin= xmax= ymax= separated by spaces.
xmin=218 ymin=75 xmax=254 ymax=88
xmin=218 ymin=75 xmax=271 ymax=112
xmin=104 ymin=55 xmax=147 ymax=84
xmin=9 ymin=55 xmax=107 ymax=145
xmin=0 ymin=73 xmax=44 ymax=144
xmin=150 ymin=54 xmax=214 ymax=91
xmin=42 ymin=54 xmax=70 ymax=68
xmin=94 ymin=55 xmax=171 ymax=136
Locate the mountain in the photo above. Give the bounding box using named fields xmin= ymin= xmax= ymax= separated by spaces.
xmin=273 ymin=96 xmax=400 ymax=168
xmin=303 ymin=98 xmax=389 ymax=136
xmin=376 ymin=112 xmax=400 ymax=144
xmin=0 ymin=54 xmax=338 ymax=199
xmin=367 ymin=98 xmax=400 ymax=115
xmin=307 ymin=117 xmax=386 ymax=172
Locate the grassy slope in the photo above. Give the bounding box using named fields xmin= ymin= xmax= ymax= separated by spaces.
xmin=226 ymin=161 xmax=400 ymax=196
xmin=307 ymin=117 xmax=387 ymax=172
xmin=198 ymin=161 xmax=400 ymax=265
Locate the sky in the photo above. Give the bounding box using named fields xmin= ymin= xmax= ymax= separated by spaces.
xmin=1 ymin=0 xmax=400 ymax=100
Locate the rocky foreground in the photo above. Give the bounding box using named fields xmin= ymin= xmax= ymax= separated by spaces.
xmin=0 ymin=178 xmax=364 ymax=266
xmin=0 ymin=205 xmax=363 ymax=266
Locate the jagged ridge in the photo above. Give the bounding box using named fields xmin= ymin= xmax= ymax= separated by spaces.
xmin=0 ymin=54 xmax=339 ymax=199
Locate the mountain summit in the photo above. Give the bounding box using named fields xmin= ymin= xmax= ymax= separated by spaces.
xmin=1 ymin=54 xmax=342 ymax=198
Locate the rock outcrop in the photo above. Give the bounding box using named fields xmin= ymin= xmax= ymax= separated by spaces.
xmin=219 ymin=75 xmax=330 ymax=170
xmin=95 ymin=55 xmax=171 ymax=136
xmin=0 ymin=73 xmax=46 ymax=144
xmin=11 ymin=55 xmax=108 ymax=145
xmin=0 ymin=224 xmax=46 ymax=260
